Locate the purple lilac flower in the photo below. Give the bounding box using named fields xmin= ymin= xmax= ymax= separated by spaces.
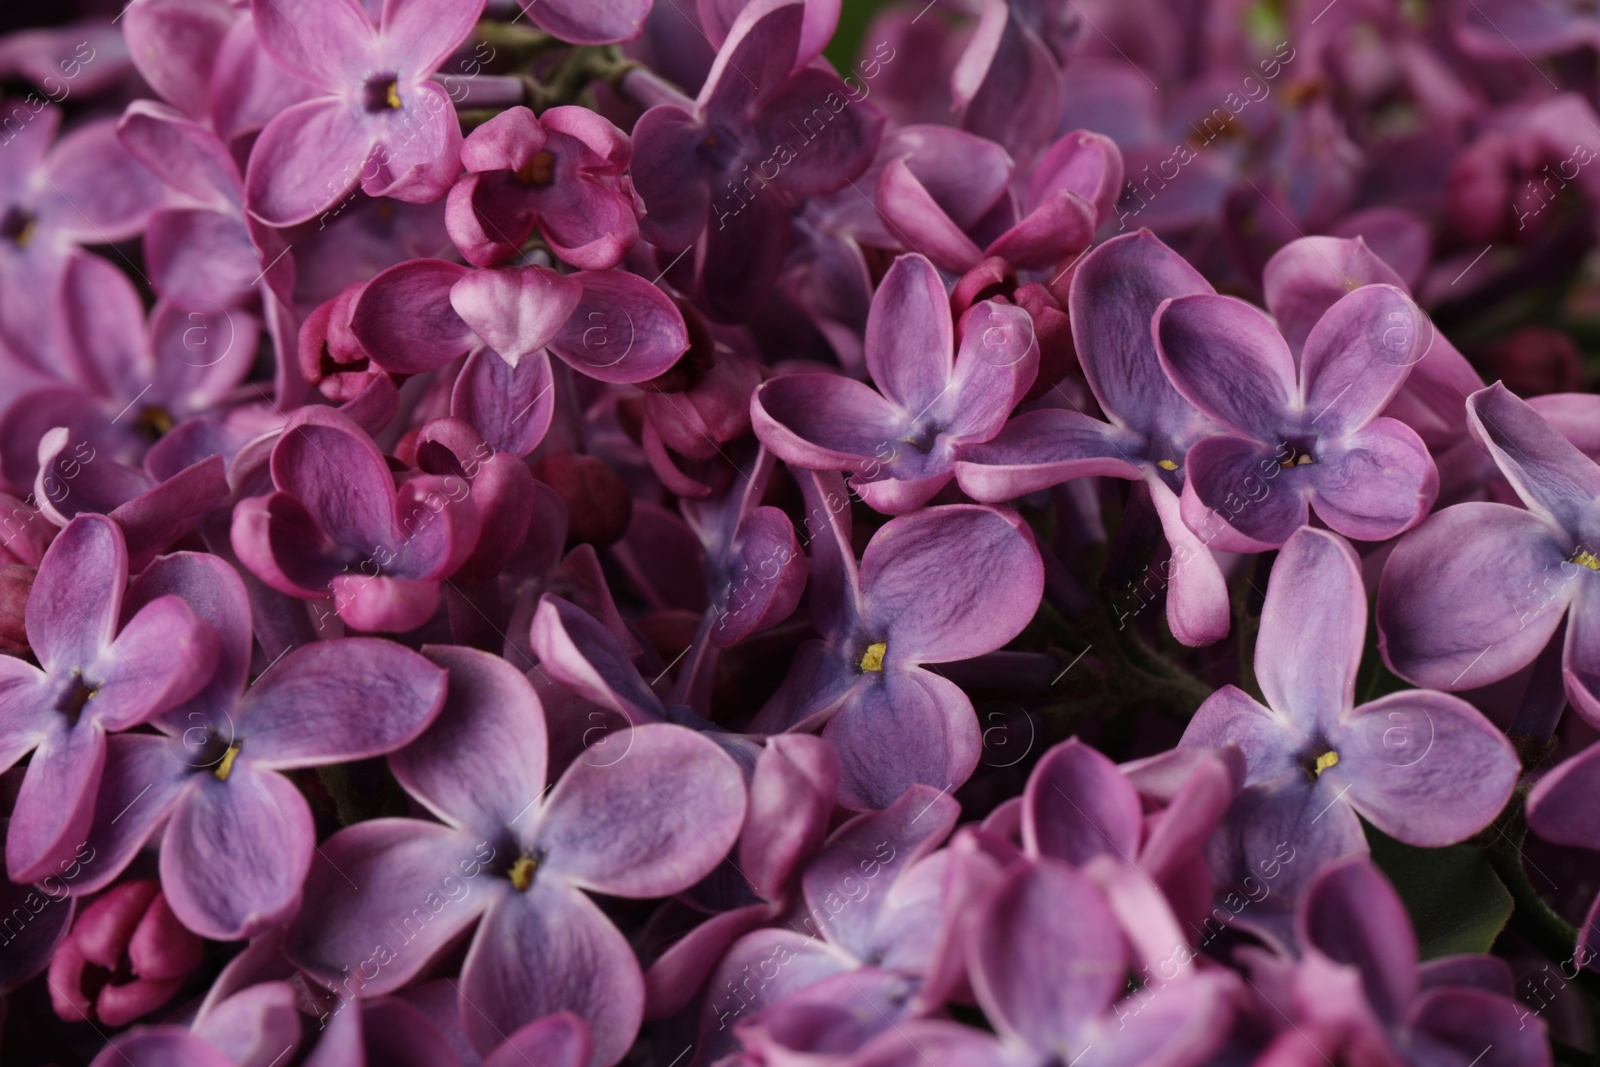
xmin=86 ymin=980 xmax=304 ymax=1067
xmin=1379 ymin=383 xmax=1600 ymax=721
xmin=752 ymin=470 xmax=1043 ymax=809
xmin=243 ymin=0 xmax=488 ymax=226
xmin=447 ymin=105 xmax=637 ymax=270
xmin=284 ymin=646 xmax=746 ymax=1064
xmin=630 ymin=0 xmax=883 ymax=321
xmin=1182 ymin=526 xmax=1518 ymax=896
xmin=752 ymin=252 xmax=1038 ymax=515
xmin=48 ymin=878 xmax=203 ymax=1026
xmin=73 ymin=551 xmax=446 ymax=939
xmin=0 ymin=515 xmax=217 ymax=883
xmin=1157 ymin=276 xmax=1438 ymax=550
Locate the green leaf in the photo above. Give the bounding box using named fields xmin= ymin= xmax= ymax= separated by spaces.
xmin=1366 ymin=825 xmax=1513 ymax=958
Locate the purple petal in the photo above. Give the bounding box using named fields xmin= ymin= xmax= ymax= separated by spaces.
xmin=1181 ymin=685 xmax=1304 ymax=787
xmin=77 ymin=734 xmax=194 ymax=895
xmin=351 ymin=259 xmax=476 ymax=375
xmin=1565 ymin=594 xmax=1600 ymax=728
xmin=1467 ymin=382 xmax=1600 ymax=534
xmin=1309 ymin=418 xmax=1437 ymax=543
xmin=876 ymin=156 xmax=986 ymax=272
xmin=521 ymin=0 xmax=653 ymax=45
xmin=1146 ymin=472 xmax=1231 ymax=647
xmin=1181 ymin=434 xmax=1311 ymax=552
xmin=1377 ymin=503 xmax=1571 ymax=691
xmin=249 ymin=0 xmax=374 ymax=93
xmin=271 ymin=407 xmax=396 ymax=550
xmin=1154 ymin=293 xmax=1296 ymax=440
xmin=449 ymin=267 xmax=582 ymax=367
xmin=712 ymin=505 xmax=808 ymax=647
xmin=1255 ymin=528 xmax=1364 ymax=733
xmin=390 ymin=645 xmax=547 ymax=837
xmin=752 ymin=373 xmax=912 ymax=471
xmin=698 ymin=0 xmax=803 ymax=119
xmin=1068 ymin=230 xmax=1214 ymax=446
xmin=284 ymin=819 xmax=496 ymax=995
xmin=1404 ymin=986 xmax=1552 ymax=1067
xmin=1022 ymin=738 xmax=1141 ymax=866
xmin=1299 ymin=857 xmax=1418 ymax=1025
xmin=7 ymin=720 xmax=105 ymax=882
xmin=1262 ymin=236 xmax=1408 ymax=356
xmin=89 ymin=1031 xmax=235 ymax=1067
xmin=235 ymin=639 xmax=445 ymax=768
xmin=970 ymin=858 xmax=1123 ymax=1050
xmin=380 ymin=0 xmax=487 ymax=74
xmin=753 ymin=67 xmax=882 ymax=198
xmin=458 ymin=881 xmax=641 ymax=1061
xmin=1331 ymin=691 xmax=1518 ymax=848
xmin=824 ymin=667 xmax=981 ymax=811
xmin=953 ymin=408 xmax=1145 ymax=500
xmin=548 ymin=270 xmax=690 ymax=383
xmin=741 ymin=734 xmax=839 ymax=903
xmin=629 ymin=106 xmax=710 ymax=251
xmin=191 ymin=982 xmax=303 ymax=1067
xmin=1529 ymin=742 xmax=1600 ymax=848
xmin=27 ymin=514 xmax=122 ymax=673
xmin=1300 ymin=285 xmax=1430 ymax=436
xmin=89 ymin=593 xmax=219 ymax=731
xmin=860 ymin=505 xmax=1043 ymax=664
xmin=865 ymin=255 xmax=954 ymax=414
xmin=243 ymin=99 xmax=373 ymax=227
xmin=159 ymin=764 xmax=313 ymax=939
xmin=529 ymin=595 xmax=664 ymax=722
xmin=531 ymin=724 xmax=746 ymax=896
xmin=449 ymin=342 xmax=556 ymax=455
xmin=942 ymin=300 xmax=1039 ymax=441
xmin=42 ymin=119 xmax=165 ymax=243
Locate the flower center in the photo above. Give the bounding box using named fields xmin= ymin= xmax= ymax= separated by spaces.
xmin=899 ymin=423 xmax=941 ymax=454
xmin=214 ymin=743 xmax=242 ymax=781
xmin=1279 ymin=443 xmax=1315 ymax=469
xmin=1573 ymin=549 xmax=1600 ymax=571
xmin=860 ymin=641 xmax=887 ymax=672
xmin=135 ymin=405 xmax=175 ymax=442
xmin=364 ymin=75 xmax=402 ymax=112
xmin=516 ymin=150 xmax=556 ymax=186
xmin=1157 ymin=459 xmax=1179 ymax=471
xmin=56 ymin=672 xmax=96 ymax=727
xmin=1 ymin=207 xmax=37 ymax=249
xmin=1303 ymin=748 xmax=1340 ymax=779
xmin=507 ymin=850 xmax=545 ymax=892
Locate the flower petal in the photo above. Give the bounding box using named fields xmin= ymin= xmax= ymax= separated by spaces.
xmin=1154 ymin=294 xmax=1297 ymax=441
xmin=243 ymin=99 xmax=374 ymax=227
xmin=548 ymin=270 xmax=689 ymax=384
xmin=27 ymin=514 xmax=122 ymax=674
xmin=1299 ymin=285 xmax=1429 ymax=436
xmin=1467 ymin=382 xmax=1600 ymax=534
xmin=351 ymin=259 xmax=476 ymax=375
xmin=1308 ymin=418 xmax=1437 ymax=543
xmin=7 ymin=720 xmax=105 ymax=883
xmin=1022 ymin=737 xmax=1142 ymax=866
xmin=1255 ymin=528 xmax=1365 ymax=733
xmin=824 ymin=667 xmax=981 ymax=811
xmin=448 ymin=267 xmax=582 ymax=367
xmin=865 ymin=254 xmax=954 ymax=414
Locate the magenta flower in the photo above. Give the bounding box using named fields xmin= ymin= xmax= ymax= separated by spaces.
xmin=1379 ymin=383 xmax=1600 ymax=721
xmin=48 ymin=879 xmax=203 ymax=1027
xmin=752 ymin=253 xmax=1038 ymax=515
xmin=74 ymin=552 xmax=446 ymax=940
xmin=1157 ymin=278 xmax=1438 ymax=550
xmin=1182 ymin=527 xmax=1518 ymax=896
xmin=231 ymin=406 xmax=482 ymax=633
xmin=447 ymin=105 xmax=637 ymax=270
xmin=0 ymin=515 xmax=217 ymax=883
xmin=630 ymin=0 xmax=883 ymax=320
xmin=752 ymin=471 xmax=1044 ymax=809
xmin=243 ymin=0 xmax=488 ymax=226
xmin=284 ymin=646 xmax=746 ymax=1065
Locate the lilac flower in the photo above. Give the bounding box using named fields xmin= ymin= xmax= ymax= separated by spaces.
xmin=513 ymin=0 xmax=654 ymax=45
xmin=1245 ymin=857 xmax=1549 ymax=1067
xmin=697 ymin=784 xmax=959 ymax=1064
xmin=74 ymin=552 xmax=447 ymax=940
xmin=48 ymin=878 xmax=203 ymax=1026
xmin=305 ymin=991 xmax=591 ymax=1067
xmin=1156 ymin=276 xmax=1438 ymax=550
xmin=752 ymin=253 xmax=1038 ymax=515
xmin=952 ymin=229 xmax=1231 ymax=645
xmin=86 ymin=980 xmax=304 ymax=1067
xmin=1182 ymin=527 xmax=1518 ymax=896
xmin=0 ymin=514 xmax=217 ymax=883
xmin=0 ymin=106 xmax=162 ymax=370
xmin=243 ymin=0 xmax=488 ymax=226
xmin=1379 ymin=383 xmax=1600 ymax=721
xmin=284 ymin=646 xmax=746 ymax=1064
xmin=630 ymin=0 xmax=883 ymax=321
xmin=752 ymin=470 xmax=1044 ymax=809
xmin=447 ymin=105 xmax=637 ymax=270
xmin=231 ymin=406 xmax=482 ymax=633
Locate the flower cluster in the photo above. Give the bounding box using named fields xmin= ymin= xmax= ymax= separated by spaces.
xmin=1 ymin=0 xmax=1599 ymax=1064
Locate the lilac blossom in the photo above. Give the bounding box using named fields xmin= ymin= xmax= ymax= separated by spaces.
xmin=1181 ymin=527 xmax=1518 ymax=896
xmin=73 ymin=552 xmax=447 ymax=939
xmin=630 ymin=0 xmax=883 ymax=321
xmin=243 ymin=0 xmax=488 ymax=226
xmin=284 ymin=646 xmax=746 ymax=1064
xmin=0 ymin=514 xmax=217 ymax=883
xmin=48 ymin=878 xmax=203 ymax=1026
xmin=752 ymin=252 xmax=1038 ymax=514
xmin=752 ymin=470 xmax=1044 ymax=809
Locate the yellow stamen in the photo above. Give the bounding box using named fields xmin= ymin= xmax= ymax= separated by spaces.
xmin=13 ymin=217 xmax=35 ymax=249
xmin=214 ymin=744 xmax=242 ymax=781
xmin=384 ymin=81 xmax=401 ymax=109
xmin=1574 ymin=550 xmax=1600 ymax=571
xmin=516 ymin=150 xmax=556 ymax=186
xmin=1313 ymin=750 xmax=1339 ymax=776
xmin=1157 ymin=459 xmax=1179 ymax=471
xmin=860 ymin=641 xmax=886 ymax=673
xmin=509 ymin=855 xmax=538 ymax=891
